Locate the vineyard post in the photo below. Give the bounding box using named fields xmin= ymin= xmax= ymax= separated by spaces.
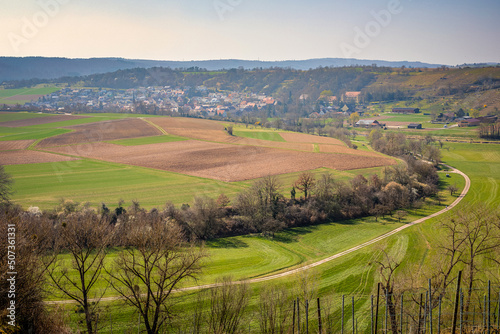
xmin=371 ymin=295 xmax=374 ymax=334
xmin=417 ymin=294 xmax=423 ymax=334
xmin=298 ymin=297 xmax=301 ymax=334
xmin=385 ymin=291 xmax=388 ymax=334
xmin=487 ymin=280 xmax=491 ymax=334
xmin=425 ymin=292 xmax=429 ymax=333
xmin=306 ymin=299 xmax=309 ymax=334
xmin=293 ymin=299 xmax=296 ymax=334
xmin=375 ymin=283 xmax=380 ymax=334
xmin=341 ymin=295 xmax=345 ymax=334
xmin=317 ymin=298 xmax=322 ymax=334
xmin=497 ymin=290 xmax=500 ymax=330
xmin=452 ymin=271 xmax=462 ymax=334
xmin=460 ymin=292 xmax=464 ymax=334
xmin=352 ymin=296 xmax=355 ymax=334
xmin=438 ymin=296 xmax=442 ymax=334
xmin=429 ymin=279 xmax=433 ymax=334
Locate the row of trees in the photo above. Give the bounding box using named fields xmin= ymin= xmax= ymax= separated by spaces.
xmin=369 ymin=130 xmax=442 ymax=166
xmin=0 ymin=204 xmax=206 ymax=334
xmin=479 ymin=122 xmax=500 ymax=139
xmin=161 ymin=157 xmax=438 ymax=241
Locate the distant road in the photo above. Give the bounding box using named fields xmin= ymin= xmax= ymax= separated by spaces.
xmin=47 ymin=164 xmax=470 ymax=305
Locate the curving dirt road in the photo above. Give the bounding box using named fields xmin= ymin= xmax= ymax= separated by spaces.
xmin=47 ymin=164 xmax=470 ymax=305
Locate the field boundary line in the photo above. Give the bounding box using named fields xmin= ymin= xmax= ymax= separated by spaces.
xmin=46 ymin=164 xmax=470 ymax=305
xmin=140 ymin=117 xmax=169 ymax=135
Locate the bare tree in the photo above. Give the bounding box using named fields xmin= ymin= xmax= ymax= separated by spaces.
xmin=442 ymin=206 xmax=500 ymax=315
xmin=394 ymin=210 xmax=408 ymax=222
xmin=258 ymin=285 xmax=292 ymax=334
xmin=424 ymin=145 xmax=441 ymax=166
xmin=373 ymin=249 xmax=402 ymax=334
xmin=0 ymin=207 xmax=71 ymax=333
xmin=236 ymin=175 xmax=283 ymax=231
xmin=209 ymin=277 xmax=249 ymax=334
xmin=294 ymin=172 xmax=316 ymax=199
xmin=187 ymin=196 xmax=222 ymax=240
xmin=47 ymin=211 xmax=113 ymax=334
xmin=446 ymin=184 xmax=459 ymax=196
xmin=106 ymin=218 xmax=206 ymax=334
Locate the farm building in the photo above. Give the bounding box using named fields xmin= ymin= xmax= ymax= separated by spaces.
xmin=477 ymin=115 xmax=498 ymax=124
xmin=355 ymin=120 xmax=382 ymax=128
xmin=342 ymin=91 xmax=361 ymax=103
xmin=458 ymin=118 xmax=481 ymax=127
xmin=392 ymin=108 xmax=420 ymax=114
xmin=408 ymin=123 xmax=423 ymax=129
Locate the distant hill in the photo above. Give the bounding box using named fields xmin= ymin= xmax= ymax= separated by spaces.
xmin=0 ymin=56 xmax=445 ymax=83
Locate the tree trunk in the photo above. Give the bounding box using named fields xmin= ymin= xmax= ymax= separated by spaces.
xmin=84 ymin=299 xmax=93 ymax=334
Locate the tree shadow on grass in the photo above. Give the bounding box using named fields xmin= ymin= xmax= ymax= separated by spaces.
xmin=273 ymin=225 xmax=320 ymax=244
xmin=206 ymin=238 xmax=249 ymax=249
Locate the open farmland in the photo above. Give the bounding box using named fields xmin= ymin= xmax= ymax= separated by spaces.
xmin=0 ymin=114 xmax=398 ymax=208
xmin=46 ymin=138 xmax=396 ymax=182
xmin=0 ymin=140 xmax=34 ymax=150
xmin=37 ymin=118 xmax=163 ymax=147
xmin=0 ymin=86 xmax=61 ymax=104
xmin=0 ymin=150 xmax=79 ymax=165
xmin=0 ymin=114 xmax=88 ymax=127
xmin=279 ymin=132 xmax=344 ymax=145
xmin=151 ymin=117 xmax=383 ymax=156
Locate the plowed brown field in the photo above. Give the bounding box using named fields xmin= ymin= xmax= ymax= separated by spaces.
xmin=0 ymin=150 xmax=79 ymax=165
xmin=37 ymin=118 xmax=162 ymax=147
xmin=150 ymin=117 xmax=356 ymax=153
xmin=0 ymin=114 xmax=88 ymax=127
xmin=279 ymin=132 xmax=344 ymax=145
xmin=318 ymin=144 xmax=385 ymax=158
xmin=0 ymin=140 xmax=35 ymax=151
xmin=46 ymin=140 xmax=396 ymax=182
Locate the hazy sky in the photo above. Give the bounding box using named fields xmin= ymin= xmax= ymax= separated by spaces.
xmin=2 ymin=0 xmax=499 ymax=65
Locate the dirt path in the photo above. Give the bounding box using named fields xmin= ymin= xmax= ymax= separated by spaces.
xmin=47 ymin=164 xmax=470 ymax=305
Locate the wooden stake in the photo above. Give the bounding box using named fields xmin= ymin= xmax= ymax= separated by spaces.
xmin=451 ymin=271 xmax=462 ymax=334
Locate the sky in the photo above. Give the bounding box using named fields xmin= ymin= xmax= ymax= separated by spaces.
xmin=1 ymin=0 xmax=499 ymax=65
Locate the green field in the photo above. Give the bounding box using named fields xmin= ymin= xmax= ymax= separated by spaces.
xmin=78 ymin=140 xmax=495 ymax=334
xmin=0 ymin=111 xmax=54 ymax=122
xmin=234 ymin=129 xmax=286 ymax=142
xmin=0 ymin=128 xmax=72 ymax=141
xmin=109 ymin=134 xmax=188 ymax=146
xmin=2 ymin=110 xmax=498 ymax=333
xmin=5 ymin=159 xmax=247 ymax=210
xmin=0 ymin=87 xmax=61 ymax=104
xmin=48 ymin=138 xmax=498 ymax=334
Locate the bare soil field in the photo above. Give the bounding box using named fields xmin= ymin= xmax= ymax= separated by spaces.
xmin=279 ymin=132 xmax=345 ymax=145
xmin=150 ymin=118 xmax=352 ymax=153
xmin=37 ymin=118 xmax=162 ymax=147
xmin=318 ymin=144 xmax=387 ymax=158
xmin=0 ymin=150 xmax=79 ymax=165
xmin=3 ymin=94 xmax=45 ymax=102
xmin=46 ymin=140 xmax=396 ymax=182
xmin=0 ymin=140 xmax=35 ymax=151
xmin=0 ymin=114 xmax=88 ymax=127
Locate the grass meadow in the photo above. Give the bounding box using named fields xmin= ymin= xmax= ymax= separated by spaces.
xmin=0 ymin=86 xmax=61 ymax=104
xmin=49 ymin=140 xmax=497 ymax=334
xmin=1 ymin=111 xmax=498 ymax=332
